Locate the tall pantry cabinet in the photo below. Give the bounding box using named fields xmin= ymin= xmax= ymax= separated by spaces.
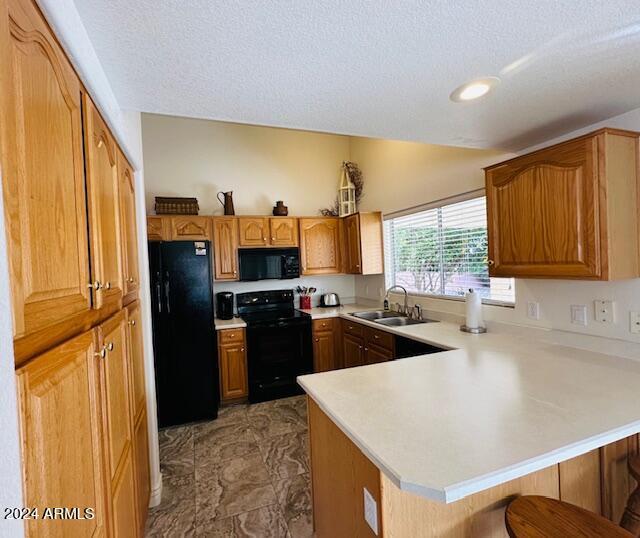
xmin=0 ymin=0 xmax=151 ymax=535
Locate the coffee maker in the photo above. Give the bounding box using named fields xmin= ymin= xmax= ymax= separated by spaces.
xmin=215 ymin=292 xmax=234 ymax=320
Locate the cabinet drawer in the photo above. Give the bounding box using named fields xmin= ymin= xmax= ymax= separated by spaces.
xmin=218 ymin=328 xmax=245 ymax=345
xmin=364 ymin=327 xmax=393 ymax=351
xmin=313 ymin=318 xmax=335 ymax=333
xmin=342 ymin=319 xmax=364 ymax=337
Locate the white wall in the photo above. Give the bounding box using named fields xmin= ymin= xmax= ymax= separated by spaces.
xmin=350 ymin=116 xmax=640 ymax=344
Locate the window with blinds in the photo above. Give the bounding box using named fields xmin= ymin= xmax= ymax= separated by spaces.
xmin=384 ymin=196 xmax=515 ymax=305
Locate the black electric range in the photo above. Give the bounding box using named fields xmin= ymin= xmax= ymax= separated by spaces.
xmin=237 ymin=289 xmax=313 ymax=403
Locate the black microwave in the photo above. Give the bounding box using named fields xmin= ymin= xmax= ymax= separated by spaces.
xmin=238 ymin=248 xmax=300 ymax=281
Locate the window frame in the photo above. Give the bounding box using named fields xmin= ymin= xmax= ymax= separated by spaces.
xmin=383 ymin=189 xmax=515 ymax=308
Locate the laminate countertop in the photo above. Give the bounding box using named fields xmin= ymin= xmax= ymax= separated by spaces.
xmin=297 ymin=312 xmax=640 ymax=504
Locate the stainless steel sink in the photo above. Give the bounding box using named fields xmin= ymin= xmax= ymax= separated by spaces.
xmin=350 ymin=310 xmax=403 ymax=320
xmin=374 ymin=317 xmax=433 ymax=326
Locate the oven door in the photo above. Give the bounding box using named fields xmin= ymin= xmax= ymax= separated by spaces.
xmin=245 ymin=319 xmax=312 ymax=402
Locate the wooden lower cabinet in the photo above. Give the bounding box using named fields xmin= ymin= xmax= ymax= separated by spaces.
xmin=16 ymin=330 xmax=108 ymax=538
xmin=343 ymin=333 xmax=365 ymax=368
xmin=218 ymin=329 xmax=248 ymax=401
xmin=312 ymin=319 xmax=339 ymax=372
xmin=133 ymin=411 xmax=151 ymax=537
xmin=111 ymin=448 xmax=137 ymax=537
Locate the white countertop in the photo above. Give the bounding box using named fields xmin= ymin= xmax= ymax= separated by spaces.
xmin=297 ymin=313 xmax=640 ymax=504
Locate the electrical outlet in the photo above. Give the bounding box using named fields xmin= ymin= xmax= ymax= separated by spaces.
xmin=594 ymin=300 xmax=615 ymax=323
xmin=570 ymin=304 xmax=588 ymax=326
xmin=363 ymin=487 xmax=379 ymax=535
xmin=527 ymin=302 xmax=540 ymax=320
xmin=631 ymin=312 xmax=640 ymax=334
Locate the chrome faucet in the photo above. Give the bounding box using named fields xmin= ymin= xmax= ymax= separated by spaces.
xmin=385 ymin=285 xmax=408 ymax=315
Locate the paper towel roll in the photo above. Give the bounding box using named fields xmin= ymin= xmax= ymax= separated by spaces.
xmin=465 ymin=289 xmax=483 ymax=329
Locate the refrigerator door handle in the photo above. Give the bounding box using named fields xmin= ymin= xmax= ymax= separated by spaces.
xmin=156 ymin=272 xmax=162 ymax=313
xmin=164 ymin=271 xmax=171 ymax=313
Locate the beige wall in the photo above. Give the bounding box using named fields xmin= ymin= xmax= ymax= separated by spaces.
xmin=142 ymin=113 xmax=350 ymax=215
xmin=350 ymin=137 xmax=508 ymax=214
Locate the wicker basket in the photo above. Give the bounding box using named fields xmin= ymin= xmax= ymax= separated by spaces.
xmin=155 ymin=197 xmax=199 ymax=215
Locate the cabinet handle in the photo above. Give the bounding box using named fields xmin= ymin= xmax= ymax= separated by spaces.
xmin=262 ymin=237 xmax=267 ymax=241
xmin=356 ymin=264 xmax=360 ymax=268
xmin=94 ymin=346 xmax=106 ymax=359
xmin=488 ymin=260 xmax=495 ymax=266
xmin=88 ymin=280 xmax=102 ymax=290
xmin=230 ymin=333 xmax=235 ymax=338
xmin=106 ymin=342 xmax=114 ymax=352
xmin=315 ymin=338 xmax=319 ymax=342
xmin=374 ymin=334 xmax=379 ymax=339
xmin=128 ymin=276 xmax=135 ymax=283
xmin=271 ymin=237 xmax=275 ymax=241
xmin=104 ymin=281 xmax=112 ymax=290
xmin=364 ymin=347 xmax=368 ymax=351
xmin=240 ymin=347 xmax=245 ymax=352
xmin=359 ymin=345 xmax=363 ymax=350
xmin=129 ymin=319 xmax=136 ymax=326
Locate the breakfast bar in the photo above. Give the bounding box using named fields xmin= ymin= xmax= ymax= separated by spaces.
xmin=298 ymin=318 xmax=640 ymax=537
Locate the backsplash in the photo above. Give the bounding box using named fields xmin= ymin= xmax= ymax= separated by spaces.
xmin=215 ymin=274 xmax=356 ymax=313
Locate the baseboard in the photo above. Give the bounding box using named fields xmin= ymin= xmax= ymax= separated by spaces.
xmin=149 ymin=472 xmax=163 ymax=508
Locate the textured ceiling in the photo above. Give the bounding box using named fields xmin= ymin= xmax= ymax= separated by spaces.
xmin=74 ymin=0 xmax=640 ymax=150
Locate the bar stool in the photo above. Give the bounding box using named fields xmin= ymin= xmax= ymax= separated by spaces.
xmin=506 ymin=455 xmax=640 ymax=538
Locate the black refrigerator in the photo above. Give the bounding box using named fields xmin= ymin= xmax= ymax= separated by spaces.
xmin=148 ymin=240 xmax=219 ymax=428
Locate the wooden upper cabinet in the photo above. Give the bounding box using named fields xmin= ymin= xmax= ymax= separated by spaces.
xmin=0 ymin=0 xmax=92 ymax=344
xmin=344 ymin=212 xmax=384 ymax=275
xmin=486 ymin=129 xmax=640 ymax=280
xmin=238 ymin=217 xmax=270 ymax=246
xmin=169 ymin=215 xmax=211 ymax=241
xmin=344 ymin=214 xmax=362 ymax=273
xmin=84 ymin=95 xmax=123 ymax=310
xmin=270 ymin=217 xmax=298 ymax=246
xmin=118 ymin=151 xmax=139 ymax=303
xmin=299 ymin=217 xmax=342 ymax=275
xmin=147 ymin=216 xmax=169 ymax=241
xmin=16 ymin=330 xmax=107 ymax=537
xmin=213 ymin=217 xmax=239 ymax=280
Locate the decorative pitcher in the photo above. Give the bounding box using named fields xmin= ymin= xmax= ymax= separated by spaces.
xmin=217 ymin=191 xmax=235 ymax=215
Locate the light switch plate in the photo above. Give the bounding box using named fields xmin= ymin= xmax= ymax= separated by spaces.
xmin=631 ymin=312 xmax=640 ymax=334
xmin=527 ymin=302 xmax=540 ymax=320
xmin=363 ymin=487 xmax=379 ymax=535
xmin=594 ymin=300 xmax=615 ymax=323
xmin=570 ymin=305 xmax=588 ymax=326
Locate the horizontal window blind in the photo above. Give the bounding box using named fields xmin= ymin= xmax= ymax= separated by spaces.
xmin=384 ymin=196 xmax=515 ymax=305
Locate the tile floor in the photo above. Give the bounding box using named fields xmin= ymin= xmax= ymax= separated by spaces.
xmin=145 ymin=395 xmax=313 ymax=537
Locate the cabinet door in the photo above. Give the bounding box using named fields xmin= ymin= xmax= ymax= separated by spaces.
xmin=84 ymin=95 xmax=123 ymax=310
xmin=118 ymin=151 xmax=139 ymax=302
xmin=147 ymin=216 xmax=168 ymax=241
xmin=365 ymin=344 xmax=393 ymax=365
xmin=133 ymin=410 xmax=150 ymax=536
xmin=270 ymin=217 xmax=299 ymax=247
xmin=17 ymin=330 xmax=107 ymax=538
xmin=343 ymin=333 xmax=364 ymax=368
xmin=344 ymin=214 xmax=362 ymax=274
xmin=111 ymin=448 xmax=137 ymax=538
xmin=213 ymin=217 xmax=239 ymax=280
xmin=238 ymin=217 xmax=270 ymax=246
xmin=1 ymin=0 xmax=91 ymax=343
xmin=299 ymin=218 xmax=342 ymax=275
xmin=313 ymin=330 xmax=336 ymax=372
xmin=486 ymin=136 xmax=601 ymax=278
xmin=219 ymin=342 xmax=248 ymax=400
xmin=98 ymin=312 xmax=133 ymax=482
xmin=169 ymin=215 xmax=211 ymax=241
xmin=126 ymin=301 xmax=146 ymax=421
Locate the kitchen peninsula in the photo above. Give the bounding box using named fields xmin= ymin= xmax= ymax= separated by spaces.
xmin=298 ymin=317 xmax=640 ymax=537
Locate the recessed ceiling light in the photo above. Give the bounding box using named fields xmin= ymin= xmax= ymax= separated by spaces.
xmin=450 ymin=77 xmax=500 ymax=103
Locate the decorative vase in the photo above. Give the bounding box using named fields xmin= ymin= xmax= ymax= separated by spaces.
xmin=217 ymin=191 xmax=235 ymax=215
xmin=273 ymin=200 xmax=288 ymax=216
